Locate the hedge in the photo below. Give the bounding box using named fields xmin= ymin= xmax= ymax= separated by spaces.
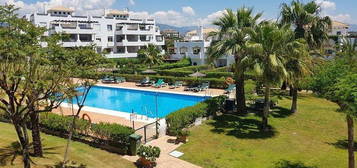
xmin=40 ymin=113 xmax=134 ymax=149
xmin=40 ymin=113 xmax=90 ymax=138
xmin=166 ymin=96 xmax=227 ymax=135
xmin=157 ymin=70 xmax=192 ymax=77
xmin=166 ymin=102 xmax=208 ymax=135
xmin=205 ymin=72 xmax=233 ymax=78
xmin=91 ymin=122 xmax=134 ymax=147
xmin=153 ymin=58 xmax=191 ymax=70
xmin=202 ymin=66 xmax=231 ymax=72
xmin=171 ymin=65 xmax=212 ymax=72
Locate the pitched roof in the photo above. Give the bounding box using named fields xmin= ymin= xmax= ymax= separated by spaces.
xmin=107 ymin=10 xmax=129 ymax=16
xmin=48 ymin=6 xmax=74 ymax=12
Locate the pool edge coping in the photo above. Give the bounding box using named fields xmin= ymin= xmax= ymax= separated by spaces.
xmin=95 ymin=84 xmax=216 ymax=97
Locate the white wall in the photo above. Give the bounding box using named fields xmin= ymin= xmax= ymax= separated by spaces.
xmin=30 ymin=12 xmax=164 ymax=58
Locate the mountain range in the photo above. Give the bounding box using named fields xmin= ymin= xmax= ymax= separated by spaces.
xmin=157 ymin=23 xmax=357 ymax=36
xmin=349 ymin=24 xmax=357 ymax=32
xmin=157 ymin=24 xmax=197 ymax=35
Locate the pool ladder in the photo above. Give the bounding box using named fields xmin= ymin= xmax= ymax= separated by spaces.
xmin=140 ymin=106 xmax=153 ymax=120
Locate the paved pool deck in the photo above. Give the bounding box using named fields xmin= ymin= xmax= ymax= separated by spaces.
xmin=123 ymin=135 xmax=202 ymax=168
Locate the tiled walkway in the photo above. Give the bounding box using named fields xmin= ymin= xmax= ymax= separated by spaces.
xmin=123 ymin=136 xmax=201 ymax=168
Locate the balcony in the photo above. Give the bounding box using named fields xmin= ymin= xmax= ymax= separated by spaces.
xmin=106 ymin=53 xmax=137 ymax=58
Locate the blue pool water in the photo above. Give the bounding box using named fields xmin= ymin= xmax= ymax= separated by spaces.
xmin=71 ymin=86 xmax=208 ymax=118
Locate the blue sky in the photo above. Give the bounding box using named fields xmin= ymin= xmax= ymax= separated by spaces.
xmin=4 ymin=0 xmax=357 ymax=26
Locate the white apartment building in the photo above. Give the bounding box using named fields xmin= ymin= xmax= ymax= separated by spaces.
xmin=26 ymin=6 xmax=164 ymax=58
xmin=329 ymin=21 xmax=350 ymax=36
xmin=171 ymin=26 xmax=234 ymax=66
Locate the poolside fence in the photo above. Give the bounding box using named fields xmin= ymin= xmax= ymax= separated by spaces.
xmin=134 ymin=118 xmax=166 ymax=144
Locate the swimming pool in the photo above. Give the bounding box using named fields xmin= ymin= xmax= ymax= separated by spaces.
xmin=70 ymin=86 xmax=208 ymax=118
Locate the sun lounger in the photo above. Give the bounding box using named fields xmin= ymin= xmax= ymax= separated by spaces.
xmin=169 ymin=81 xmax=183 ymax=89
xmin=114 ymin=77 xmax=126 ymax=83
xmin=101 ymin=76 xmax=115 ymax=83
xmin=193 ymin=82 xmax=210 ymax=92
xmin=184 ymin=84 xmax=198 ymax=91
xmin=225 ymin=84 xmax=236 ymax=93
xmin=153 ymin=79 xmax=165 ymax=88
xmin=136 ymin=77 xmax=151 ymax=86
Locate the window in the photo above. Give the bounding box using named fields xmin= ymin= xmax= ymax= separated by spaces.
xmin=193 ymin=47 xmax=201 ymax=55
xmin=107 ymin=25 xmax=113 ymax=31
xmin=59 ymin=12 xmax=62 ymax=14
xmin=54 ymin=12 xmax=57 ymax=14
xmin=180 ymin=47 xmax=188 ymax=54
xmin=108 ymin=36 xmax=113 ymax=42
xmin=96 ymin=38 xmax=101 ymax=42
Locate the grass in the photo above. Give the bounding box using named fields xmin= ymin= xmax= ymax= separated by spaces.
xmin=177 ymin=94 xmax=355 ymax=168
xmin=0 ymin=122 xmax=135 ymax=168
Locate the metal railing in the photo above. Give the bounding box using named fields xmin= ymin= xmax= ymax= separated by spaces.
xmin=134 ymin=120 xmax=159 ymax=144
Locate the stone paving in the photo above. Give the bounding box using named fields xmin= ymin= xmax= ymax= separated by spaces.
xmin=123 ymin=136 xmax=202 ymax=168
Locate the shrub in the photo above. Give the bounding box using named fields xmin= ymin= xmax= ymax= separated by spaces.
xmin=171 ymin=65 xmax=212 ymax=72
xmin=205 ymin=72 xmax=233 ymax=78
xmin=157 ymin=70 xmax=192 ymax=77
xmin=40 ymin=113 xmax=133 ymax=149
xmin=166 ymin=102 xmax=208 ymax=135
xmin=91 ymin=122 xmax=134 ymax=147
xmin=205 ymin=95 xmax=228 ymax=116
xmin=202 ymin=66 xmax=231 ymax=72
xmin=137 ymin=145 xmax=161 ymax=162
xmin=154 ymin=58 xmax=191 ymax=70
xmin=166 ymin=96 xmax=227 ymax=135
xmin=40 ymin=113 xmax=90 ymax=137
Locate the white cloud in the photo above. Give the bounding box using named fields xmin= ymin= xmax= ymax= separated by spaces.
xmin=315 ymin=0 xmax=336 ymax=10
xmin=1 ymin=0 xmax=116 ymax=16
xmin=200 ymin=10 xmax=227 ymax=26
xmin=128 ymin=0 xmax=135 ymax=6
xmin=1 ymin=0 xmax=229 ymax=27
xmin=129 ymin=9 xmax=226 ymax=27
xmin=182 ymin=6 xmax=195 ymax=16
xmin=329 ymin=14 xmax=352 ymax=23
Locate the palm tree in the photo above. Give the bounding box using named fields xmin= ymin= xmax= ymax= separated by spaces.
xmin=337 ymin=38 xmax=357 ymax=168
xmin=138 ymin=44 xmax=164 ymax=68
xmin=280 ymin=0 xmax=331 ymax=113
xmin=285 ymin=39 xmax=311 ymax=113
xmin=208 ymin=7 xmax=262 ymax=114
xmin=248 ymin=22 xmax=296 ymax=131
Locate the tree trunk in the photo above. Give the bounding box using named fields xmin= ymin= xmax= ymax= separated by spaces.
xmin=13 ymin=122 xmax=31 ymax=168
xmin=347 ymin=115 xmax=355 ymax=168
xmin=235 ymin=60 xmax=246 ymax=115
xmin=262 ymin=86 xmax=270 ymax=132
xmin=30 ymin=112 xmax=43 ymax=157
xmin=291 ymin=87 xmax=298 ymax=113
xmin=63 ymin=115 xmax=77 ymax=165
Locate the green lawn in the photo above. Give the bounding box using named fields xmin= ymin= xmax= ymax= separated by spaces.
xmin=0 ymin=122 xmax=135 ymax=168
xmin=178 ymin=94 xmax=354 ymax=168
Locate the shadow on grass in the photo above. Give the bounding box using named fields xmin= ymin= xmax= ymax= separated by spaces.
xmin=249 ymin=106 xmax=293 ymax=119
xmin=0 ymin=141 xmax=61 ymax=166
xmin=270 ymin=107 xmax=294 ymax=118
xmin=274 ymin=160 xmax=317 ymax=168
xmin=327 ymin=140 xmax=357 ymax=151
xmin=209 ymin=114 xmax=276 ymax=139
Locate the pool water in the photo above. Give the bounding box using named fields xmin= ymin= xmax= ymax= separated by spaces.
xmin=70 ymin=86 xmax=208 ymax=118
